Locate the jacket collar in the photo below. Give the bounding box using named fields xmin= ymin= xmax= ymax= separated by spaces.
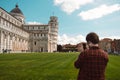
xmin=89 ymin=46 xmax=100 ymax=49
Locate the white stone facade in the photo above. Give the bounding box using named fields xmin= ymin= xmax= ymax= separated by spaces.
xmin=0 ymin=5 xmax=58 ymax=53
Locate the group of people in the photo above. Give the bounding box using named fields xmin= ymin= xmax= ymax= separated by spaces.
xmin=74 ymin=32 xmax=109 ymax=80
xmin=2 ymin=49 xmax=11 ymax=53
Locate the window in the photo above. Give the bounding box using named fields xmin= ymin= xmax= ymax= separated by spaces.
xmin=34 ymin=41 xmax=36 ymax=45
xmin=2 ymin=14 xmax=4 ymax=18
xmin=33 ymin=27 xmax=34 ymax=30
xmin=0 ymin=18 xmax=1 ymax=23
xmin=5 ymin=14 xmax=7 ymax=18
xmin=36 ymin=26 xmax=38 ymax=30
xmin=10 ymin=18 xmax=12 ymax=22
xmin=28 ymin=26 xmax=30 ymax=30
xmin=44 ymin=34 xmax=46 ymax=37
xmin=34 ymin=33 xmax=36 ymax=36
xmin=3 ymin=19 xmax=4 ymax=25
xmin=41 ymin=48 xmax=43 ymax=52
xmin=37 ymin=34 xmax=39 ymax=37
xmin=27 ymin=26 xmax=29 ymax=30
xmin=4 ymin=21 xmax=6 ymax=26
xmin=1 ymin=18 xmax=3 ymax=24
xmin=46 ymin=34 xmax=48 ymax=37
xmin=1 ymin=12 xmax=3 ymax=16
xmin=6 ymin=22 xmax=8 ymax=26
xmin=8 ymin=17 xmax=10 ymax=21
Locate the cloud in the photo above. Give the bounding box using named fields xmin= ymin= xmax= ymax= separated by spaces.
xmin=54 ymin=0 xmax=94 ymax=14
xmin=57 ymin=34 xmax=120 ymax=45
xmin=27 ymin=21 xmax=43 ymax=25
xmin=58 ymin=34 xmax=85 ymax=45
xmin=78 ymin=4 xmax=120 ymax=20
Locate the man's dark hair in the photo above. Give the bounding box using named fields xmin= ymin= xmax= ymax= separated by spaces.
xmin=86 ymin=32 xmax=99 ymax=44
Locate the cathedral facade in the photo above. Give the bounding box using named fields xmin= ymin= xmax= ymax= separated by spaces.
xmin=0 ymin=5 xmax=58 ymax=53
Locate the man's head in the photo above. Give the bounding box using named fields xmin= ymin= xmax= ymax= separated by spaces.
xmin=86 ymin=32 xmax=99 ymax=44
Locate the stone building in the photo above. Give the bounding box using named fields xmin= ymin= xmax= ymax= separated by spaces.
xmin=112 ymin=39 xmax=120 ymax=54
xmin=0 ymin=5 xmax=58 ymax=53
xmin=99 ymin=38 xmax=112 ymax=53
xmin=62 ymin=44 xmax=77 ymax=52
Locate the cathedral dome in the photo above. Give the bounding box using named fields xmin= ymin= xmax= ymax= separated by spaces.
xmin=10 ymin=4 xmax=23 ymax=15
xmin=10 ymin=4 xmax=25 ymax=23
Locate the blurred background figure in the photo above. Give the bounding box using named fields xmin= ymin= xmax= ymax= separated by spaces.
xmin=77 ymin=42 xmax=89 ymax=52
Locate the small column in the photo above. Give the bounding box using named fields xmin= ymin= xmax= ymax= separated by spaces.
xmin=0 ymin=30 xmax=1 ymax=53
xmin=24 ymin=40 xmax=27 ymax=50
xmin=20 ymin=38 xmax=23 ymax=51
xmin=20 ymin=39 xmax=23 ymax=51
xmin=14 ymin=37 xmax=17 ymax=51
xmin=0 ymin=31 xmax=5 ymax=53
xmin=1 ymin=31 xmax=5 ymax=51
xmin=18 ymin=38 xmax=20 ymax=51
xmin=7 ymin=34 xmax=10 ymax=50
xmin=9 ymin=35 xmax=13 ymax=51
xmin=12 ymin=36 xmax=15 ymax=51
xmin=26 ymin=40 xmax=28 ymax=51
xmin=4 ymin=35 xmax=7 ymax=50
xmin=16 ymin=37 xmax=19 ymax=51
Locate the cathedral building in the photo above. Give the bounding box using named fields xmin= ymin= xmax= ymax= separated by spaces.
xmin=0 ymin=5 xmax=58 ymax=53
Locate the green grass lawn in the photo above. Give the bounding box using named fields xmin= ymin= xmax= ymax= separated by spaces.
xmin=0 ymin=53 xmax=120 ymax=80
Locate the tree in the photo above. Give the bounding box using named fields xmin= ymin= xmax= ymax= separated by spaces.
xmin=57 ymin=45 xmax=62 ymax=52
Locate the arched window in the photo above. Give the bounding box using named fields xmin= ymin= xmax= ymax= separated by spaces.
xmin=34 ymin=41 xmax=36 ymax=45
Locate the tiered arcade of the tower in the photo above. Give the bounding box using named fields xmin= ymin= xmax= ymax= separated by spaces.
xmin=48 ymin=16 xmax=58 ymax=52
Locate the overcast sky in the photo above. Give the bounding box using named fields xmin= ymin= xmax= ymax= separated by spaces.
xmin=0 ymin=0 xmax=120 ymax=45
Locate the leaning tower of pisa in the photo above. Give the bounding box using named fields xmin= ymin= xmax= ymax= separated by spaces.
xmin=48 ymin=16 xmax=58 ymax=52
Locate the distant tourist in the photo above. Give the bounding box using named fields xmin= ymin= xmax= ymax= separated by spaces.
xmin=77 ymin=43 xmax=88 ymax=52
xmin=74 ymin=32 xmax=109 ymax=80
